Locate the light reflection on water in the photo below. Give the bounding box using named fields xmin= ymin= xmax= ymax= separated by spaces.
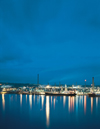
xmin=54 ymin=98 xmax=55 ymax=109
xmin=63 ymin=96 xmax=66 ymax=107
xmin=84 ymin=96 xmax=86 ymax=114
xmin=80 ymin=96 xmax=83 ymax=106
xmin=68 ymin=96 xmax=74 ymax=112
xmin=29 ymin=95 xmax=32 ymax=108
xmin=46 ymin=96 xmax=50 ymax=127
xmin=91 ymin=97 xmax=93 ymax=113
xmin=34 ymin=94 xmax=35 ymax=104
xmin=51 ymin=96 xmax=52 ymax=106
xmin=72 ymin=97 xmax=74 ymax=111
xmin=41 ymin=95 xmax=44 ymax=109
xmin=96 ymin=97 xmax=98 ymax=107
xmin=20 ymin=94 xmax=22 ymax=106
xmin=26 ymin=95 xmax=27 ymax=102
xmin=68 ymin=96 xmax=70 ymax=112
xmin=2 ymin=94 xmax=5 ymax=110
xmin=1 ymin=94 xmax=100 ymax=129
xmin=76 ymin=96 xmax=78 ymax=113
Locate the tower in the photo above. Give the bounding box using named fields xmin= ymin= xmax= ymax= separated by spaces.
xmin=92 ymin=77 xmax=94 ymax=92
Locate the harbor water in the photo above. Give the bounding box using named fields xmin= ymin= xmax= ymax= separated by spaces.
xmin=0 ymin=94 xmax=100 ymax=129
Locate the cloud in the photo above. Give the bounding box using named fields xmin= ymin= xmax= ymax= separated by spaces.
xmin=0 ymin=0 xmax=100 ymax=83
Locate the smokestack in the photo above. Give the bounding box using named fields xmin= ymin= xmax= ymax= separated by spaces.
xmin=37 ymin=74 xmax=39 ymax=85
xmin=92 ymin=77 xmax=94 ymax=92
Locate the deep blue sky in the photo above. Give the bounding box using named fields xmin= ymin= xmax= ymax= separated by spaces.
xmin=0 ymin=0 xmax=100 ymax=85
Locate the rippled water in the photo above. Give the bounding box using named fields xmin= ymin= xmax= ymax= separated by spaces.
xmin=0 ymin=94 xmax=100 ymax=129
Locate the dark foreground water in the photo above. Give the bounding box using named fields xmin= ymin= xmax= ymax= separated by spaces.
xmin=0 ymin=94 xmax=100 ymax=129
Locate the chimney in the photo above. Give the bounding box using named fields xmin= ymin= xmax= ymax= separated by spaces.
xmin=92 ymin=77 xmax=94 ymax=92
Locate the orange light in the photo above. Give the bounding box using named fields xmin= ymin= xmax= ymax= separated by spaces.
xmin=85 ymin=80 xmax=86 ymax=82
xmin=84 ymin=96 xmax=86 ymax=114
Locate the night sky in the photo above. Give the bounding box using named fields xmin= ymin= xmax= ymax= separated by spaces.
xmin=0 ymin=0 xmax=100 ymax=85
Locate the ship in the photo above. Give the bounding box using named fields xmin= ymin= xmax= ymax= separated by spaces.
xmin=45 ymin=91 xmax=76 ymax=96
xmin=88 ymin=93 xmax=100 ymax=97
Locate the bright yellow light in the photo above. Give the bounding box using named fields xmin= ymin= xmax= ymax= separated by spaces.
xmin=46 ymin=85 xmax=51 ymax=88
xmin=1 ymin=92 xmax=7 ymax=94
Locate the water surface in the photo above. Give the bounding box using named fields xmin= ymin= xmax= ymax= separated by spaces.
xmin=0 ymin=94 xmax=100 ymax=129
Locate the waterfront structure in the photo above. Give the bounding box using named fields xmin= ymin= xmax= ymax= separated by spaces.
xmin=1 ymin=77 xmax=100 ymax=97
xmin=65 ymin=84 xmax=67 ymax=91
